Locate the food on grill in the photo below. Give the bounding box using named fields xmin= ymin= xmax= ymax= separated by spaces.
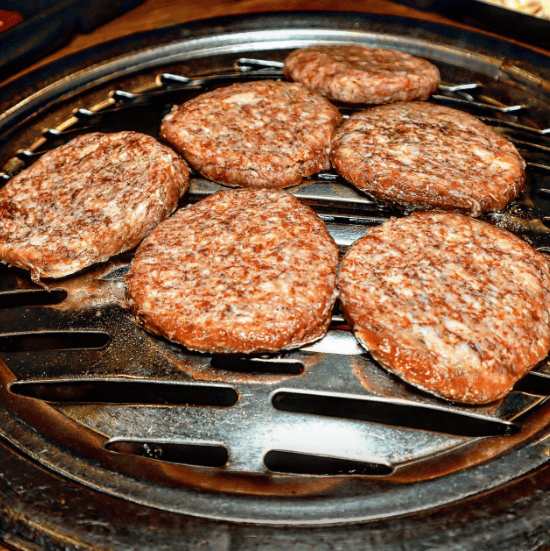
xmin=126 ymin=188 xmax=340 ymax=354
xmin=160 ymin=79 xmax=342 ymax=189
xmin=338 ymin=210 xmax=550 ymax=404
xmin=283 ymin=45 xmax=441 ymax=104
xmin=0 ymin=131 xmax=190 ymax=281
xmin=330 ymin=102 xmax=525 ymax=216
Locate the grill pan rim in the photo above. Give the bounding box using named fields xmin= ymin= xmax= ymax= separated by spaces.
xmin=1 ymin=10 xmax=550 ymax=547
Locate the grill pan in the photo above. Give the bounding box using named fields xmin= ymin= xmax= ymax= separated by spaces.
xmin=1 ymin=11 xmax=550 ymax=550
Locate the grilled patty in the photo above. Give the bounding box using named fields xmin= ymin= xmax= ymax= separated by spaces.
xmin=0 ymin=131 xmax=189 ymax=281
xmin=330 ymin=102 xmax=525 ymax=216
xmin=126 ymin=188 xmax=340 ymax=354
xmin=160 ymin=80 xmax=342 ymax=189
xmin=283 ymin=45 xmax=440 ymax=104
xmin=338 ymin=211 xmax=550 ymax=404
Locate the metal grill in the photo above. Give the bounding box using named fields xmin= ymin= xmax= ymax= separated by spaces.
xmin=1 ymin=25 xmax=550 ymax=527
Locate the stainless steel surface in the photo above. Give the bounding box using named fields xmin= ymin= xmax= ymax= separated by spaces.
xmin=1 ymin=12 xmax=550 ymax=544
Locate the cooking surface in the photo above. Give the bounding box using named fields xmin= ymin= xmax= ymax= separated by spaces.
xmin=1 ymin=4 xmax=550 ymax=551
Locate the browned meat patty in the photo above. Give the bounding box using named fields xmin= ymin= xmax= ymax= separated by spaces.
xmin=160 ymin=80 xmax=342 ymax=189
xmin=126 ymin=188 xmax=339 ymax=354
xmin=283 ymin=45 xmax=440 ymax=104
xmin=330 ymin=102 xmax=525 ymax=216
xmin=338 ymin=211 xmax=550 ymax=404
xmin=0 ymin=131 xmax=189 ymax=281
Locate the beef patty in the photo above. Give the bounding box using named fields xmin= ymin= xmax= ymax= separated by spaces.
xmin=330 ymin=102 xmax=525 ymax=216
xmin=126 ymin=188 xmax=340 ymax=354
xmin=160 ymin=80 xmax=342 ymax=189
xmin=338 ymin=211 xmax=550 ymax=404
xmin=0 ymin=131 xmax=189 ymax=281
xmin=283 ymin=45 xmax=440 ymax=104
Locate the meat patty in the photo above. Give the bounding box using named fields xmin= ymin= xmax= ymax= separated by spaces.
xmin=126 ymin=188 xmax=339 ymax=354
xmin=330 ymin=102 xmax=525 ymax=216
xmin=160 ymin=80 xmax=342 ymax=189
xmin=0 ymin=131 xmax=189 ymax=281
xmin=283 ymin=45 xmax=440 ymax=104
xmin=338 ymin=211 xmax=550 ymax=404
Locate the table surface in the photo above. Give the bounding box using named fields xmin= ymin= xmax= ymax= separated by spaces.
xmin=2 ymin=0 xmax=549 ymax=90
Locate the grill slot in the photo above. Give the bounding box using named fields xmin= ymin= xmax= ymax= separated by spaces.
xmin=273 ymin=391 xmax=518 ymax=437
xmin=10 ymin=379 xmax=238 ymax=406
xmin=264 ymin=450 xmax=393 ymax=476
xmin=0 ymin=289 xmax=67 ymax=309
xmin=211 ymin=354 xmax=305 ymax=375
xmin=105 ymin=439 xmax=229 ymax=467
xmin=0 ymin=331 xmax=110 ymax=353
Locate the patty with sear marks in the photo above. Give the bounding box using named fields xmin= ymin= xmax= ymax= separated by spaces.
xmin=283 ymin=45 xmax=440 ymax=104
xmin=330 ymin=102 xmax=525 ymax=216
xmin=126 ymin=188 xmax=340 ymax=354
xmin=160 ymin=80 xmax=342 ymax=189
xmin=338 ymin=211 xmax=550 ymax=404
xmin=0 ymin=131 xmax=190 ymax=282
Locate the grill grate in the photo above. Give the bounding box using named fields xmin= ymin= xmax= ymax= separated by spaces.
xmin=1 ymin=40 xmax=550 ymax=520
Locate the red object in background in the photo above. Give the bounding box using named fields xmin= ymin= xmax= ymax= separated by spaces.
xmin=0 ymin=9 xmax=23 ymax=34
